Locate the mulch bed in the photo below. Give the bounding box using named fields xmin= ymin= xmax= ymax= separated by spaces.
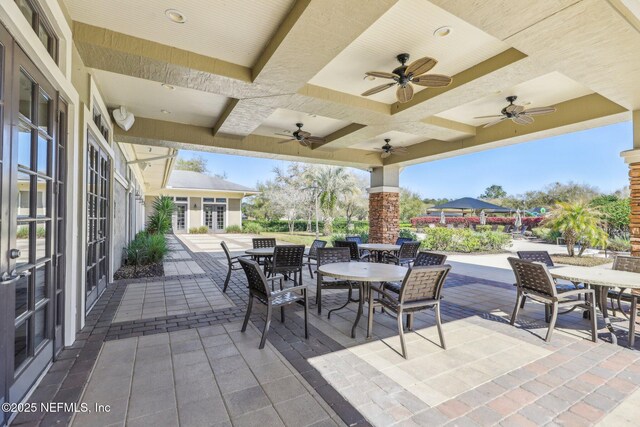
xmin=551 ymin=255 xmax=613 ymax=267
xmin=113 ymin=262 xmax=164 ymax=280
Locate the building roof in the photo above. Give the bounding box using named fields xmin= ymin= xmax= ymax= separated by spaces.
xmin=166 ymin=170 xmax=257 ymax=193
xmin=429 ymin=197 xmax=512 ymax=213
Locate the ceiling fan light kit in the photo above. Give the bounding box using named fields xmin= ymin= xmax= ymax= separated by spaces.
xmin=361 ymin=53 xmax=453 ymax=103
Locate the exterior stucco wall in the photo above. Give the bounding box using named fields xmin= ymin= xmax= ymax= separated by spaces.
xmin=228 ymin=199 xmax=242 ymax=228
xmin=189 ymin=197 xmax=202 ymax=230
xmin=112 ymin=180 xmax=128 ymax=270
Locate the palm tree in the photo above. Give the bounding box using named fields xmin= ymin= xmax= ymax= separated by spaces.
xmin=545 ymin=202 xmax=607 ymax=256
xmin=305 ymin=166 xmax=357 ymax=235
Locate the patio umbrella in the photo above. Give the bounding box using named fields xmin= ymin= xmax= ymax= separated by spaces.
xmin=440 ymin=211 xmax=446 ymax=225
xmin=514 ymin=209 xmax=522 ymax=228
xmin=430 ymin=197 xmax=512 ymax=213
xmin=479 ymin=210 xmax=486 ymax=225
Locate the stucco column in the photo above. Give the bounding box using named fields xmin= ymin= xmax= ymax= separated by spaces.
xmin=621 ymin=111 xmax=640 ymax=256
xmin=368 ymin=166 xmax=400 ymax=244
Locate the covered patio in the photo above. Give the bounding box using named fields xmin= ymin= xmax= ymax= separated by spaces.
xmin=3 ymin=0 xmax=640 ymax=426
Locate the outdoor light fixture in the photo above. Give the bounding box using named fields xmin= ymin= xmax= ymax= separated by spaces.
xmin=433 ymin=26 xmax=452 ymax=37
xmin=165 ymin=9 xmax=186 ymax=24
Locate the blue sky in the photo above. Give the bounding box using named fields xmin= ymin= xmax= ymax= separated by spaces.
xmin=178 ymin=121 xmax=632 ymax=199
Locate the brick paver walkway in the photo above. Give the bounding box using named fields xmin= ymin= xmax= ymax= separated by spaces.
xmin=11 ymin=234 xmax=640 ymax=426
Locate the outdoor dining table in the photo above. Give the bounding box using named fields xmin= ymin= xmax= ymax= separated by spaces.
xmin=244 ymin=247 xmax=275 ymax=257
xmin=550 ymin=265 xmax=640 ymax=345
xmin=317 ymin=262 xmax=408 ymax=338
xmin=358 ymin=243 xmax=400 ymax=262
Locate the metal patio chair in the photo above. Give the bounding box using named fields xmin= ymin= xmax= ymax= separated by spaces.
xmin=251 ymin=237 xmax=276 ymax=265
xmin=265 ymin=245 xmax=305 ymax=287
xmin=304 ymin=239 xmax=327 ymax=279
xmin=315 ymin=247 xmax=354 ymax=317
xmin=383 ymin=251 xmax=447 ymax=294
xmin=508 ymin=257 xmax=597 ymax=342
xmin=368 ymin=264 xmax=451 ymax=359
xmin=606 ymin=255 xmax=640 ymax=347
xmin=239 ymin=258 xmax=308 ymax=349
xmin=221 ymin=241 xmax=243 ymax=293
xmin=395 ymin=237 xmax=413 ymax=246
xmin=334 ymin=240 xmax=369 ymax=262
xmin=383 ymin=241 xmax=421 ymax=266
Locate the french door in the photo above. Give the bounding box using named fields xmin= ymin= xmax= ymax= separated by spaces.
xmin=0 ymin=23 xmax=64 ymax=424
xmin=85 ymin=136 xmax=110 ymax=311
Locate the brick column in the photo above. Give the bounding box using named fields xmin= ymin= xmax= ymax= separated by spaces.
xmin=369 ymin=191 xmax=399 ymax=243
xmin=623 ymin=148 xmax=640 ymax=256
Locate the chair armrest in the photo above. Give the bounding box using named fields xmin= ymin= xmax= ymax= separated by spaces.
xmin=266 ymin=275 xmax=285 ymax=282
xmin=369 ymin=284 xmax=399 ymax=302
xmin=560 ymin=288 xmax=592 ymax=298
xmin=272 ymin=284 xmax=307 ymax=297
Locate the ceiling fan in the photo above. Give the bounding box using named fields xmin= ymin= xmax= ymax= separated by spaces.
xmin=367 ymin=139 xmax=407 ymax=159
xmin=474 ymin=96 xmax=557 ymax=128
xmin=276 ymin=123 xmax=325 ymax=147
xmin=361 ymin=53 xmax=453 ymax=103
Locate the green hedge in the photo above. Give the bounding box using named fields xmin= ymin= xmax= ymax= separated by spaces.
xmin=420 ymin=227 xmax=511 ymax=253
xmin=243 ymin=219 xmax=369 ymax=233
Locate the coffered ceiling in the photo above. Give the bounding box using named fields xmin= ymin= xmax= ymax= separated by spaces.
xmin=66 ymin=0 xmax=638 ymax=169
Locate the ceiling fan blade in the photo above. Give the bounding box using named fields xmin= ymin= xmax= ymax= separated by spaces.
xmin=361 ymin=82 xmax=396 ymax=96
xmin=305 ymin=136 xmax=325 ymax=144
xmin=483 ymin=117 xmax=507 ymax=128
xmin=473 ymin=114 xmax=503 ymax=119
xmin=299 ymin=140 xmax=311 ymax=147
xmin=405 ymin=57 xmax=437 ymax=76
xmin=390 ymin=150 xmax=407 ymax=156
xmin=381 ymin=152 xmax=392 ymax=159
xmin=365 ymin=71 xmax=398 ymax=80
xmin=391 ymin=147 xmax=408 ymax=153
xmin=297 ymin=130 xmax=311 ymax=139
xmin=522 ymin=106 xmax=556 ymax=115
xmin=277 ymin=138 xmax=295 ymax=144
xmin=412 ymin=74 xmax=452 ymax=87
xmin=512 ymin=115 xmax=534 ymax=125
xmin=366 ymin=151 xmax=381 ymax=156
xmin=396 ymin=84 xmax=414 ymax=103
xmin=274 ymin=132 xmax=293 ymax=137
xmin=505 ymin=104 xmax=525 ymax=114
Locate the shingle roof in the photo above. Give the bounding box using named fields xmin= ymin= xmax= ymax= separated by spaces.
xmin=166 ymin=170 xmax=257 ymax=193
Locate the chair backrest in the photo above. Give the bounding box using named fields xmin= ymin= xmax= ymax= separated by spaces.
xmin=508 ymin=257 xmax=557 ymax=298
xmin=238 ymin=257 xmax=270 ymax=300
xmin=334 ymin=240 xmax=360 ymax=261
xmin=395 ymin=237 xmax=413 ymax=246
xmin=345 ymin=235 xmax=363 ymax=244
xmin=253 ymin=238 xmax=276 ymax=249
xmin=272 ymin=245 xmax=305 ymax=269
xmin=517 ymin=251 xmax=554 ymax=267
xmin=220 ymin=241 xmax=233 ymax=265
xmin=613 ymin=255 xmax=640 ymax=273
xmin=414 ymin=251 xmax=447 ymax=266
xmin=308 ymin=239 xmax=327 ymax=257
xmin=397 ymin=241 xmax=421 ymax=260
xmin=398 ymin=265 xmax=451 ymax=304
xmin=317 ymin=247 xmax=351 ymax=267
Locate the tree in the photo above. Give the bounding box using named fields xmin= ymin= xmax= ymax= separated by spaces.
xmin=590 ymin=195 xmax=630 ymax=237
xmin=545 ymin=201 xmax=607 ymax=256
xmin=305 ymin=165 xmax=357 ymax=235
xmin=340 ymin=176 xmax=368 ymax=228
xmin=480 ymin=185 xmax=507 ymax=199
xmin=400 ymin=188 xmax=426 ymax=221
xmin=175 ymin=155 xmax=208 ymax=173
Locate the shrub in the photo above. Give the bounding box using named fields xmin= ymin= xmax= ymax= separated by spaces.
xmin=420 ymin=227 xmax=510 ymax=253
xmin=607 ymin=236 xmax=631 ymax=252
xmin=411 ymin=216 xmax=543 ymax=228
xmin=243 ymin=222 xmax=263 ymax=234
xmin=331 ymin=231 xmax=369 ymax=245
xmin=225 ymin=225 xmax=242 ymax=233
xmin=475 ymin=225 xmax=493 ymax=233
xmin=398 ymin=228 xmax=417 ymax=240
xmin=189 ymin=226 xmax=209 ymax=234
xmin=147 ymin=196 xmax=175 ymax=234
xmin=531 ymin=227 xmax=562 ymax=243
xmin=124 ymin=231 xmax=168 ymax=266
xmin=17 ymin=225 xmax=29 ymax=239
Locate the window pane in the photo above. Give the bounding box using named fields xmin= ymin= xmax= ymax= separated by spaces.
xmin=34 ymin=265 xmax=46 ymax=302
xmin=15 ymin=0 xmax=34 ymax=26
xmin=38 ymin=22 xmax=50 ymax=53
xmin=203 ymin=198 xmax=215 ymax=203
xmin=34 ymin=307 xmax=46 ymax=348
xmin=16 ymin=223 xmax=30 ymax=267
xmin=14 ymin=320 xmax=29 ymax=370
xmin=37 ymin=135 xmax=49 ymax=175
xmin=56 ymin=292 xmax=63 ymax=326
xmin=35 ymin=221 xmax=47 ymax=260
xmin=15 ymin=273 xmax=29 ymax=318
xmin=38 ymin=90 xmax=50 ymax=134
xmin=215 ymin=198 xmax=226 ymax=203
xmin=36 ymin=177 xmax=47 ymax=217
xmin=17 ymin=172 xmax=31 ymax=218
xmin=19 ymin=71 xmax=33 ymax=120
xmin=18 ymin=122 xmax=31 ymax=169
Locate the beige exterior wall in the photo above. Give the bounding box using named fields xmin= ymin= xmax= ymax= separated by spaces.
xmin=189 ymin=196 xmax=202 ymax=230
xmin=228 ymin=199 xmax=242 ymax=229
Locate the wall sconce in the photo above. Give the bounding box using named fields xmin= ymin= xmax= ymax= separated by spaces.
xmin=193 ymin=203 xmax=197 ymax=208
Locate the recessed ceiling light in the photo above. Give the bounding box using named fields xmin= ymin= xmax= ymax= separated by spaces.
xmin=165 ymin=9 xmax=186 ymax=24
xmin=434 ymin=26 xmax=452 ymax=37
xmin=161 ymin=109 xmax=171 ymax=114
xmin=161 ymin=83 xmax=175 ymax=90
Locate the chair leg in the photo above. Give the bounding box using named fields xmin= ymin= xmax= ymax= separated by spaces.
xmin=544 ymin=304 xmax=551 ymax=323
xmin=590 ymin=292 xmax=598 ymax=343
xmin=511 ymin=290 xmax=522 ymax=325
xmin=435 ymin=303 xmax=446 ymax=350
xmin=223 ymin=266 xmax=231 ymax=293
xmin=241 ymin=296 xmax=253 ymax=332
xmin=308 ymin=263 xmax=314 ymax=279
xmin=317 ymin=283 xmax=322 ymax=315
xmin=367 ymin=290 xmax=374 ymax=339
xmin=304 ymin=290 xmax=309 ymax=339
xmin=398 ymin=310 xmax=407 ymax=359
xmin=630 ymin=295 xmax=637 ymax=348
xmin=259 ymin=305 xmax=272 ymax=349
xmin=545 ymin=303 xmax=559 ymax=342
xmin=407 ymin=313 xmax=414 ymax=331
xmin=281 ymin=306 xmax=285 ymax=323
xmin=520 ymin=295 xmax=527 ymax=309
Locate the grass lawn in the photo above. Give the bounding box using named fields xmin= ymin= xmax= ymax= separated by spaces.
xmin=550 ymin=254 xmax=613 ymax=267
xmin=262 ymin=232 xmax=324 ymax=246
